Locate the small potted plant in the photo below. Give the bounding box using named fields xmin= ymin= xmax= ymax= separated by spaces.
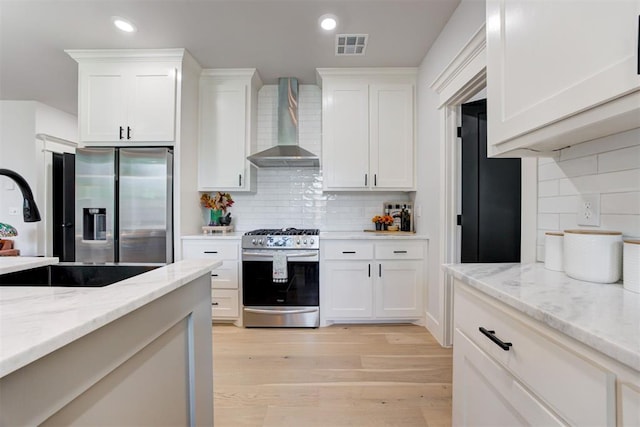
xmin=200 ymin=192 xmax=234 ymax=226
xmin=372 ymin=215 xmax=394 ymax=231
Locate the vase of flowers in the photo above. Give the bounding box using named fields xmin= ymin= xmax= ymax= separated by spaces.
xmin=200 ymin=192 xmax=234 ymax=226
xmin=371 ymin=215 xmax=394 ymax=231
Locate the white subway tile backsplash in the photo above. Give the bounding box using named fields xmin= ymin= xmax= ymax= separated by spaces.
xmin=598 ymin=145 xmax=640 ymax=174
xmin=601 ymin=192 xmax=640 ymax=215
xmin=538 ymin=180 xmax=559 ymax=197
xmin=538 ymin=213 xmax=560 ymax=230
xmin=211 ymin=84 xmax=409 ymax=232
xmin=538 ymin=195 xmax=579 ymax=214
xmin=559 ymin=128 xmax=640 ymax=161
xmin=537 ymin=128 xmax=640 ymax=261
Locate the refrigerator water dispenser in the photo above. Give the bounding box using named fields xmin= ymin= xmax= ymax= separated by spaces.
xmin=83 ymin=208 xmax=106 ymax=241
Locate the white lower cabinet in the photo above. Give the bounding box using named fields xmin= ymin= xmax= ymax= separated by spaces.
xmin=182 ymin=238 xmax=240 ymax=321
xmin=321 ymin=239 xmax=425 ymax=324
xmin=452 ymin=280 xmax=640 ymax=426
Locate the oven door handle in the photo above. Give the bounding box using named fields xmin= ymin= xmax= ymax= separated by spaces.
xmin=242 ymin=251 xmax=318 ymax=258
xmin=244 ymin=307 xmax=319 ymax=315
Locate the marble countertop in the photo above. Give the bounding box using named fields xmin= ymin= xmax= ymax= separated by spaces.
xmin=320 ymin=231 xmax=428 ymax=240
xmin=0 ymin=258 xmax=221 ymax=378
xmin=182 ymin=232 xmax=244 ymax=240
xmin=0 ymin=256 xmax=58 ymax=275
xmin=444 ymin=263 xmax=640 ymax=371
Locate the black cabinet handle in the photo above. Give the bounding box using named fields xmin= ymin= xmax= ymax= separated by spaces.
xmin=479 ymin=327 xmax=512 ymax=351
xmin=393 ymin=250 xmax=407 ymax=254
xmin=368 ymin=264 xmax=371 ymax=277
xmin=364 ymin=174 xmax=368 ymax=186
xmin=378 ymin=264 xmax=381 ymax=277
xmin=211 ymin=273 xmax=219 ymax=277
xmin=374 ymin=174 xmax=377 ymax=186
xmin=637 ymin=15 xmax=639 ymax=74
xmin=204 ymin=251 xmax=218 ymax=254
xmin=212 ymin=302 xmax=219 ymax=306
xmin=342 ymin=251 xmax=356 ymax=254
xmin=127 ymin=126 xmax=132 ymax=140
xmin=239 ymin=174 xmax=242 ymax=186
xmin=119 ymin=126 xmax=124 ymax=140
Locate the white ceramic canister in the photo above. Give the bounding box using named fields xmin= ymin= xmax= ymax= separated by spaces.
xmin=563 ymin=230 xmax=623 ymax=283
xmin=623 ymin=239 xmax=640 ymax=293
xmin=544 ymin=232 xmax=564 ymax=271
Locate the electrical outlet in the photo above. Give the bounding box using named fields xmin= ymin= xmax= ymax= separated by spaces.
xmin=577 ymin=194 xmax=600 ymax=226
xmin=8 ymin=207 xmax=19 ymax=216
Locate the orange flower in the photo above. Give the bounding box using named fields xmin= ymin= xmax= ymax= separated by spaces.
xmin=200 ymin=192 xmax=234 ymax=212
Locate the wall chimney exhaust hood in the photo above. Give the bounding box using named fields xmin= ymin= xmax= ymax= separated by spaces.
xmin=247 ymin=77 xmax=320 ymax=168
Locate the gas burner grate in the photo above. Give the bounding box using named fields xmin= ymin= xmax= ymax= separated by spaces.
xmin=245 ymin=228 xmax=319 ymax=236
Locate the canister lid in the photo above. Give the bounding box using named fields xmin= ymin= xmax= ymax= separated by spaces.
xmin=545 ymin=232 xmax=564 ymax=236
xmin=564 ymin=229 xmax=622 ymax=235
xmin=623 ymin=239 xmax=640 ymax=245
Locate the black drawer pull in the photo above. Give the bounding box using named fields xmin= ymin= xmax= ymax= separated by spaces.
xmin=393 ymin=250 xmax=407 ymax=254
xmin=368 ymin=264 xmax=371 ymax=277
xmin=378 ymin=264 xmax=381 ymax=277
xmin=127 ymin=126 xmax=132 ymax=140
xmin=342 ymin=251 xmax=356 ymax=254
xmin=479 ymin=327 xmax=512 ymax=351
xmin=204 ymin=251 xmax=218 ymax=254
xmin=212 ymin=302 xmax=219 ymax=306
xmin=211 ymin=274 xmax=219 ymax=277
xmin=239 ymin=174 xmax=242 ymax=186
xmin=119 ymin=126 xmax=124 ymax=140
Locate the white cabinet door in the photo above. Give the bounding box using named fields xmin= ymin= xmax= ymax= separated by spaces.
xmin=79 ymin=63 xmax=127 ymax=142
xmin=324 ymin=261 xmax=373 ymax=318
xmin=198 ymin=80 xmax=248 ymax=190
xmin=369 ymin=84 xmax=414 ymax=190
xmin=453 ymin=328 xmax=566 ymax=426
xmin=487 ymin=0 xmax=640 ymax=155
xmin=375 ymin=261 xmax=422 ymax=318
xmin=127 ymin=62 xmax=176 ymax=142
xmin=322 ymin=83 xmax=370 ymax=190
xmin=79 ymin=62 xmax=176 ymax=143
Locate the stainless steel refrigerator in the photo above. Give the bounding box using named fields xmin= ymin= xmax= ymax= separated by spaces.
xmin=75 ymin=147 xmax=173 ymax=263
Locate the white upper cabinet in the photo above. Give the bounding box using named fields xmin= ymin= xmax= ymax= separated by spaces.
xmin=487 ymin=0 xmax=640 ymax=157
xmin=318 ymin=69 xmax=416 ymax=191
xmin=198 ymin=69 xmax=261 ymax=192
xmin=68 ymin=51 xmax=180 ymax=144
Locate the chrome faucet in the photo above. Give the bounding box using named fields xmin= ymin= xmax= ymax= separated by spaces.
xmin=0 ymin=169 xmax=41 ymax=222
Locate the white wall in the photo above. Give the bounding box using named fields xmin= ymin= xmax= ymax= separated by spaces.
xmin=415 ymin=0 xmax=486 ymax=344
xmin=0 ymin=101 xmax=77 ymax=256
xmin=201 ymin=84 xmax=410 ymax=231
xmin=537 ymin=128 xmax=640 ymax=260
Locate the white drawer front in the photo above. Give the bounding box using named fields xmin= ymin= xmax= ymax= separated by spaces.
xmin=182 ymin=240 xmax=239 ymax=260
xmin=211 ymin=260 xmax=238 ymax=289
xmin=455 ymin=285 xmax=614 ymax=426
xmin=375 ymin=242 xmax=424 ymax=260
xmin=322 ymin=241 xmax=374 ymax=260
xmin=212 ymin=289 xmax=239 ymax=318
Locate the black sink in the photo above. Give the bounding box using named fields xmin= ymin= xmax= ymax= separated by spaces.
xmin=0 ymin=263 xmax=163 ymax=287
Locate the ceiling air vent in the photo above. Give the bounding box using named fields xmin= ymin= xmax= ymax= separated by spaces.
xmin=335 ymin=34 xmax=368 ymax=56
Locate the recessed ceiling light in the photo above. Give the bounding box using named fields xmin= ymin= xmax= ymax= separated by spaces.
xmin=319 ymin=14 xmax=337 ymax=31
xmin=112 ymin=16 xmax=137 ymax=33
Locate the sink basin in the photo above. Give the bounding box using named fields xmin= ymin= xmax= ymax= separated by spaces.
xmin=0 ymin=263 xmax=163 ymax=287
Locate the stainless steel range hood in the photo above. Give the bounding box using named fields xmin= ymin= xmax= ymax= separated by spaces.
xmin=247 ymin=77 xmax=320 ymax=168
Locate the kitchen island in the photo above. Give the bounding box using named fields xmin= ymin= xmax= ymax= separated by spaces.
xmin=444 ymin=263 xmax=640 ymax=425
xmin=0 ymin=257 xmax=220 ymax=426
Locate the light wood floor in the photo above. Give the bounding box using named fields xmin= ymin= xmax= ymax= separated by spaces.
xmin=212 ymin=324 xmax=452 ymax=427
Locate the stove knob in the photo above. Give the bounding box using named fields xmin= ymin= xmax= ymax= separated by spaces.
xmin=310 ymin=238 xmax=315 ymax=244
xmin=252 ymin=239 xmax=256 ymax=245
xmin=297 ymin=239 xmax=301 ymax=245
xmin=259 ymin=239 xmax=265 ymax=246
xmin=303 ymin=239 xmax=308 ymax=245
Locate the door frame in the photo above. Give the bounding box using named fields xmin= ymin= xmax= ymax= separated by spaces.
xmin=429 ymin=24 xmax=537 ymax=346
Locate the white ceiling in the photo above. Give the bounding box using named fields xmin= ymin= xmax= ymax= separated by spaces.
xmin=0 ymin=0 xmax=461 ymax=115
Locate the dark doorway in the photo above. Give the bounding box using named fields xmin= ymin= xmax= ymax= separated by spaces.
xmin=460 ymin=99 xmax=521 ymax=263
xmin=52 ymin=152 xmax=75 ymax=261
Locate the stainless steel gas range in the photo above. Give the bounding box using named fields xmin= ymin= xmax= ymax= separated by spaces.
xmin=241 ymin=228 xmax=319 ymax=327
